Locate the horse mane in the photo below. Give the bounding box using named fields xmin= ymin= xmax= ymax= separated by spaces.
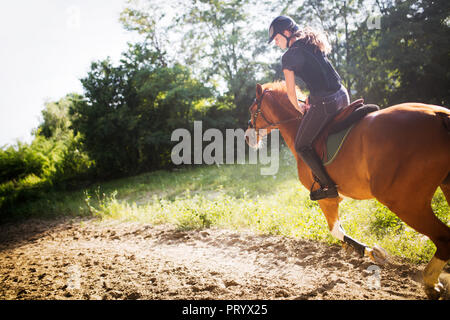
xmin=261 ymin=81 xmax=305 ymax=117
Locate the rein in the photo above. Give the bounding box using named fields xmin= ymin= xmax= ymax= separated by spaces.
xmin=248 ymin=89 xmax=303 ymax=133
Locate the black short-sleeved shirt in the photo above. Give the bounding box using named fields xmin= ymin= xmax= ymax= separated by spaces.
xmin=282 ymin=39 xmax=341 ymax=97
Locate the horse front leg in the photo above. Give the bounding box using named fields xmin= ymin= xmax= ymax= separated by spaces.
xmin=318 ymin=198 xmax=387 ymax=264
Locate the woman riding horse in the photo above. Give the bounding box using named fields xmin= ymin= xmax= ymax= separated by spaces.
xmin=269 ymin=15 xmax=349 ymax=201
xmin=261 ymin=16 xmax=450 ymax=299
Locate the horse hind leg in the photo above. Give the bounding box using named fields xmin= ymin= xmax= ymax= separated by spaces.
xmin=388 ymin=203 xmax=450 ymax=299
xmin=424 ymin=256 xmax=448 ymax=299
xmin=433 ymin=181 xmax=450 ymax=299
xmin=413 ymin=212 xmax=449 ymax=300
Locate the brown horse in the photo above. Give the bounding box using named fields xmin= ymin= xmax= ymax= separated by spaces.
xmin=245 ymin=82 xmax=450 ymax=299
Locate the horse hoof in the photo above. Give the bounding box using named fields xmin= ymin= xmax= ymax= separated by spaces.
xmin=424 ymin=282 xmax=446 ymax=300
xmin=342 ymin=242 xmax=354 ymax=255
xmin=373 ymin=245 xmax=388 ymax=264
xmin=367 ymin=245 xmax=388 ymax=265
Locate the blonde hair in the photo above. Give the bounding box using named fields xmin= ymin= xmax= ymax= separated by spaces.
xmin=294 ymin=27 xmax=332 ymax=55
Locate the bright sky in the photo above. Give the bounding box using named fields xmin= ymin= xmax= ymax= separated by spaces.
xmin=0 ymin=0 xmax=140 ymax=147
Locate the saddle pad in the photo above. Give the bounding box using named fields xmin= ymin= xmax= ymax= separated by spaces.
xmin=314 ymin=99 xmax=363 ymax=165
xmin=323 ymin=124 xmax=355 ymax=166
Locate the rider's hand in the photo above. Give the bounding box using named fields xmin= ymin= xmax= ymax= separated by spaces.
xmin=298 ymin=104 xmax=307 ymax=115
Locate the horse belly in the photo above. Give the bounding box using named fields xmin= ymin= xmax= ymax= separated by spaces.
xmin=325 ymin=120 xmax=374 ymax=200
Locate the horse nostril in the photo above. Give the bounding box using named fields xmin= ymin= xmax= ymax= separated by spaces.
xmin=245 ymin=129 xmax=258 ymax=147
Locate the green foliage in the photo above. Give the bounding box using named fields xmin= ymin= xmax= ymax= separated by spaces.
xmin=0 ymin=95 xmax=93 ymax=219
xmin=121 ymin=0 xmax=272 ymax=126
xmin=120 ymin=0 xmax=450 ymax=121
xmin=344 ymin=0 xmax=450 ymax=106
xmin=369 ymin=202 xmax=404 ymax=238
xmin=0 ymin=142 xmax=46 ymax=183
xmin=70 ymin=43 xmax=214 ymax=177
xmin=37 ymin=94 xmax=80 ymax=139
xmin=374 ymin=0 xmax=450 ymax=106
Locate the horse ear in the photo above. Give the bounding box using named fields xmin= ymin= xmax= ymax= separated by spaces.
xmin=256 ymin=83 xmax=263 ymax=98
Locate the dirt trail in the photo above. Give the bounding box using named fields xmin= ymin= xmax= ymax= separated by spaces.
xmin=0 ymin=217 xmax=441 ymax=300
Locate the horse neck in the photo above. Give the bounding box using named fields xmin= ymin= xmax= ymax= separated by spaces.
xmin=266 ymin=90 xmax=313 ymax=188
xmin=277 ymin=121 xmax=300 ymax=156
xmin=277 ymin=115 xmax=314 ymax=188
xmin=267 ymin=94 xmax=301 ymax=154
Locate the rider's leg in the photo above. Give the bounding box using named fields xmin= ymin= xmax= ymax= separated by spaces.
xmin=298 ymin=146 xmax=339 ymax=200
xmin=295 ymin=103 xmax=338 ymax=200
xmin=294 ymin=88 xmax=349 ymax=200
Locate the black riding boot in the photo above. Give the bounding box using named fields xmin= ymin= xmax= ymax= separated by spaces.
xmin=298 ymin=147 xmax=338 ymax=200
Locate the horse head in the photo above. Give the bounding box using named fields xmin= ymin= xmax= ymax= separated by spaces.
xmin=245 ymin=82 xmax=303 ymax=149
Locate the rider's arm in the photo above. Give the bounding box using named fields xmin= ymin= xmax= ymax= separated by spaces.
xmin=283 ymin=69 xmax=306 ymax=114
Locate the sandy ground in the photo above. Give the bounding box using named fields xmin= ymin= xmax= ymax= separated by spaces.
xmin=0 ymin=217 xmax=448 ymax=300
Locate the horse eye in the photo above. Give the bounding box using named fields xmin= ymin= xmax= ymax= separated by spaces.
xmin=248 ymin=119 xmax=253 ymax=128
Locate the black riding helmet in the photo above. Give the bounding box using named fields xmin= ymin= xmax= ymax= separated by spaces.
xmin=268 ymin=15 xmax=299 ymax=45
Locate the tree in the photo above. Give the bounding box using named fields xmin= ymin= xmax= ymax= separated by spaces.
xmin=37 ymin=94 xmax=81 ymax=139
xmin=374 ymin=0 xmax=450 ymax=106
xmin=70 ymin=43 xmax=213 ymax=177
xmin=119 ymin=2 xmax=168 ymax=67
xmin=346 ymin=0 xmax=450 ymax=107
xmin=120 ymin=0 xmax=273 ymax=126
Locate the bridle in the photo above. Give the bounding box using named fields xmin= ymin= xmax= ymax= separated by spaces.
xmin=248 ymin=89 xmax=303 ymax=136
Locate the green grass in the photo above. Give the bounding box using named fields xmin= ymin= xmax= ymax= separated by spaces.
xmin=5 ymin=146 xmax=449 ymax=263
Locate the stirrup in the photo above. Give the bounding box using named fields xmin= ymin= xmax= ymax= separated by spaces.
xmin=310 ymin=186 xmax=338 ymax=201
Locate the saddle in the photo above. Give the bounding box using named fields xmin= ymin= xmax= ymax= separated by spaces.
xmin=313 ymin=99 xmax=380 ymax=165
